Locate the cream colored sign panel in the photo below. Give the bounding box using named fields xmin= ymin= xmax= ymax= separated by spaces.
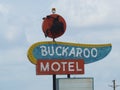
xmin=56 ymin=78 xmax=94 ymax=90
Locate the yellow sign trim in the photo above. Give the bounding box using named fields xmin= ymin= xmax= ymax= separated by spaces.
xmin=27 ymin=41 xmax=112 ymax=65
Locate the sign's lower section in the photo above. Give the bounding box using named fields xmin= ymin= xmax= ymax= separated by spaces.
xmin=36 ymin=60 xmax=84 ymax=75
xmin=56 ymin=78 xmax=94 ymax=90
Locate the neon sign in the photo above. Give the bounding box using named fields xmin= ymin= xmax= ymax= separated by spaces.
xmin=27 ymin=41 xmax=112 ymax=65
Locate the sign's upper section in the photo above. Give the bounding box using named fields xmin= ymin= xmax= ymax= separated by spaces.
xmin=42 ymin=14 xmax=66 ymax=40
xmin=27 ymin=41 xmax=112 ymax=65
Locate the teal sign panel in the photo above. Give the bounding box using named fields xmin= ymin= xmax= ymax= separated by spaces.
xmin=27 ymin=41 xmax=112 ymax=64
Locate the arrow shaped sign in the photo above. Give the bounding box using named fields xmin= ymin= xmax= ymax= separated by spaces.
xmin=27 ymin=41 xmax=112 ymax=64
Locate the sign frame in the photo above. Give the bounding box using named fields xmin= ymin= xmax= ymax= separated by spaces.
xmin=56 ymin=78 xmax=94 ymax=90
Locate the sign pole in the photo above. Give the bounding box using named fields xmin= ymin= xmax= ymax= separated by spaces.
xmin=67 ymin=74 xmax=70 ymax=78
xmin=53 ymin=74 xmax=56 ymax=90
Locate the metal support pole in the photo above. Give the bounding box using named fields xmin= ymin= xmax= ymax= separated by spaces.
xmin=109 ymin=80 xmax=120 ymax=90
xmin=67 ymin=74 xmax=70 ymax=78
xmin=53 ymin=75 xmax=56 ymax=90
xmin=113 ymin=80 xmax=116 ymax=90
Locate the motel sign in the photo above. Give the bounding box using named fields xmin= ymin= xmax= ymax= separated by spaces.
xmin=27 ymin=8 xmax=112 ymax=90
xmin=28 ymin=41 xmax=112 ymax=75
xmin=27 ymin=8 xmax=112 ymax=75
xmin=36 ymin=60 xmax=84 ymax=75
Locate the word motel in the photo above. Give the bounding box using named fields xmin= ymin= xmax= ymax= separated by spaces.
xmin=36 ymin=60 xmax=84 ymax=75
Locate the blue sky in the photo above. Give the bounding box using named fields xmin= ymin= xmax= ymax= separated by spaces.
xmin=0 ymin=0 xmax=120 ymax=90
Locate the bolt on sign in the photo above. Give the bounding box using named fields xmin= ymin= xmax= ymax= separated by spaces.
xmin=27 ymin=41 xmax=112 ymax=75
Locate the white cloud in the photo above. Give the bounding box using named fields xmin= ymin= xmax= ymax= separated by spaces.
xmin=51 ymin=0 xmax=110 ymax=27
xmin=4 ymin=25 xmax=20 ymax=41
xmin=0 ymin=3 xmax=10 ymax=14
xmin=0 ymin=4 xmax=29 ymax=48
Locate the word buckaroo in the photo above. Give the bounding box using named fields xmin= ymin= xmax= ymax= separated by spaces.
xmin=39 ymin=45 xmax=97 ymax=58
